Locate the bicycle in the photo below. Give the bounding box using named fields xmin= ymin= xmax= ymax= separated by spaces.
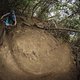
xmin=0 ymin=19 xmax=5 ymax=46
xmin=0 ymin=18 xmax=12 ymax=46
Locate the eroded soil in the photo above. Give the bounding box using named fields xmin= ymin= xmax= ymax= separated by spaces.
xmin=0 ymin=25 xmax=77 ymax=80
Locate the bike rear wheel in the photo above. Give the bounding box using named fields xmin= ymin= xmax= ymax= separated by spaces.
xmin=0 ymin=28 xmax=5 ymax=46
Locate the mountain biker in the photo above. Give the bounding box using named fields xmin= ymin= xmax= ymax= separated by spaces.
xmin=1 ymin=10 xmax=17 ymax=29
xmin=0 ymin=10 xmax=17 ymax=45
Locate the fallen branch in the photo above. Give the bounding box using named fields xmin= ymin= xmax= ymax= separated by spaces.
xmin=19 ymin=16 xmax=80 ymax=33
xmin=33 ymin=23 xmax=80 ymax=33
xmin=47 ymin=28 xmax=80 ymax=33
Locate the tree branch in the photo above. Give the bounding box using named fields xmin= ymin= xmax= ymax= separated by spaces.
xmin=35 ymin=24 xmax=80 ymax=32
xmin=19 ymin=16 xmax=80 ymax=33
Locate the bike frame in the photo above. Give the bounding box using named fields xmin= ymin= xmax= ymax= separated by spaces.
xmin=0 ymin=19 xmax=5 ymax=45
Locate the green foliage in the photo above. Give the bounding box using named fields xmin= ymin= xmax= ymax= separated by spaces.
xmin=0 ymin=0 xmax=80 ymax=42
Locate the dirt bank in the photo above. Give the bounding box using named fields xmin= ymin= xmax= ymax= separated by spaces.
xmin=0 ymin=25 xmax=77 ymax=80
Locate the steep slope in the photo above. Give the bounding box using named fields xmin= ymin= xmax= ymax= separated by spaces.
xmin=0 ymin=25 xmax=76 ymax=80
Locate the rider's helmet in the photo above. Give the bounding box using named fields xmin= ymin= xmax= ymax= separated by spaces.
xmin=10 ymin=10 xmax=15 ymax=15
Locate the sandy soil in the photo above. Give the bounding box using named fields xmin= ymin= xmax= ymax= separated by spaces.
xmin=0 ymin=26 xmax=77 ymax=80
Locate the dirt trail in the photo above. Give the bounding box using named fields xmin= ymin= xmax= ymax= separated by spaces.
xmin=0 ymin=25 xmax=77 ymax=80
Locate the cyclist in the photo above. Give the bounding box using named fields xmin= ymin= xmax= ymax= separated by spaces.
xmin=1 ymin=10 xmax=17 ymax=29
xmin=0 ymin=10 xmax=17 ymax=45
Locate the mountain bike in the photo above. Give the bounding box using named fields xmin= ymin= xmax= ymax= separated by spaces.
xmin=0 ymin=19 xmax=5 ymax=46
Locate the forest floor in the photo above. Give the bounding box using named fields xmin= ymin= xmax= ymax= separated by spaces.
xmin=0 ymin=18 xmax=77 ymax=80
